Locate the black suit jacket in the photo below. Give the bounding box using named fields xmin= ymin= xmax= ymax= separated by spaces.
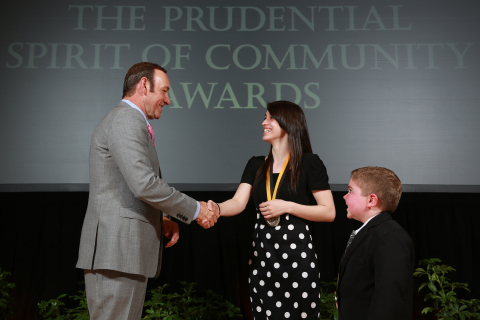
xmin=337 ymin=212 xmax=414 ymax=320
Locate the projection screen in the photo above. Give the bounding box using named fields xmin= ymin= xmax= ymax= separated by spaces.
xmin=1 ymin=0 xmax=479 ymax=192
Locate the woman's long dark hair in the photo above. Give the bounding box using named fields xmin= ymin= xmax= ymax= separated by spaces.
xmin=253 ymin=101 xmax=313 ymax=193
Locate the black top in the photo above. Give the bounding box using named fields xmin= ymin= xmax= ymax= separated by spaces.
xmin=241 ymin=153 xmax=331 ymax=318
xmin=241 ymin=153 xmax=330 ymax=208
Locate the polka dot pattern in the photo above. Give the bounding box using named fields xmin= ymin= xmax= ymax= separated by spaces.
xmin=249 ymin=212 xmax=320 ymax=319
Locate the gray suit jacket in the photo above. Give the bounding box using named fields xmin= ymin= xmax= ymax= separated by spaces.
xmin=76 ymin=101 xmax=197 ymax=278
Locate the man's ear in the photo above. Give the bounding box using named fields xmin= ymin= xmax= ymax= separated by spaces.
xmin=137 ymin=77 xmax=148 ymax=95
xmin=366 ymin=194 xmax=379 ymax=208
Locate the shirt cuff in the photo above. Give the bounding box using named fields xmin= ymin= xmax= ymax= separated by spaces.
xmin=193 ymin=201 xmax=200 ymax=220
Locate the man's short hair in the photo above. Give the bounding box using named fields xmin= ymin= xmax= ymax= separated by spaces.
xmin=351 ymin=166 xmax=402 ymax=213
xmin=122 ymin=62 xmax=167 ymax=98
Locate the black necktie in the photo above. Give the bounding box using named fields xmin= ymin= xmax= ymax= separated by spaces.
xmin=343 ymin=230 xmax=356 ymax=258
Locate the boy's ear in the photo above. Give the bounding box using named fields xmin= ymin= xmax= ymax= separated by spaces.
xmin=366 ymin=194 xmax=379 ymax=208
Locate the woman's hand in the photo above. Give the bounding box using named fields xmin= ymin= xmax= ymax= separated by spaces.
xmin=259 ymin=199 xmax=292 ymax=219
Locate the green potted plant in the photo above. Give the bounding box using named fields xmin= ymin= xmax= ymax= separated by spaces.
xmin=38 ymin=291 xmax=89 ymax=320
xmin=143 ymin=281 xmax=242 ymax=320
xmin=38 ymin=281 xmax=241 ymax=320
xmin=318 ymin=280 xmax=338 ymax=320
xmin=0 ymin=268 xmax=15 ymax=320
xmin=38 ymin=284 xmax=89 ymax=320
xmin=414 ymin=258 xmax=480 ymax=320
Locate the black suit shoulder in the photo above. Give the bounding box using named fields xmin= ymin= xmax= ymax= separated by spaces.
xmin=367 ymin=218 xmax=413 ymax=245
xmin=338 ymin=213 xmax=414 ymax=320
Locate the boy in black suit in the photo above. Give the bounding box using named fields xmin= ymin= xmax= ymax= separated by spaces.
xmin=337 ymin=167 xmax=414 ymax=320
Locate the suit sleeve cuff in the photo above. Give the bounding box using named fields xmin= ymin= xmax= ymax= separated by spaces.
xmin=193 ymin=201 xmax=200 ymax=220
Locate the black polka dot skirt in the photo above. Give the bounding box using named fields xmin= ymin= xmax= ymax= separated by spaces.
xmin=249 ymin=211 xmax=321 ymax=319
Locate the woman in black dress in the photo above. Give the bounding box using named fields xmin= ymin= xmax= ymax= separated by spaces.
xmin=206 ymin=101 xmax=335 ymax=320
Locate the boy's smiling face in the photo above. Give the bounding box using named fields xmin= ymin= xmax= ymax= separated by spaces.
xmin=343 ymin=179 xmax=369 ymax=221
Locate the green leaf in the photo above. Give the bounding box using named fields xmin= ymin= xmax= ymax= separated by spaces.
xmin=460 ymin=305 xmax=469 ymax=312
xmin=428 ymin=282 xmax=438 ymax=293
xmin=419 ymin=282 xmax=429 ymax=292
xmin=422 ymin=307 xmax=433 ymax=314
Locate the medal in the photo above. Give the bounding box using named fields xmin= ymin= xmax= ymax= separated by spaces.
xmin=265 ymin=154 xmax=289 ymax=227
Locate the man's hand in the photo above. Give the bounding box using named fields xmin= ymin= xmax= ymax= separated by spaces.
xmin=196 ymin=201 xmax=219 ymax=228
xmin=163 ymin=217 xmax=179 ymax=248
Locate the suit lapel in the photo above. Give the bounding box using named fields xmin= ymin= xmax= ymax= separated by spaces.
xmin=338 ymin=213 xmax=392 ymax=283
xmin=338 ymin=227 xmax=368 ymax=281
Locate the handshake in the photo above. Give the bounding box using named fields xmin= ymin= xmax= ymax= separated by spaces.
xmin=195 ymin=200 xmax=220 ymax=229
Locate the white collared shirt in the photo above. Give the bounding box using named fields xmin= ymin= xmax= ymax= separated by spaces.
xmin=122 ymin=99 xmax=149 ymax=126
xmin=355 ymin=213 xmax=383 ymax=234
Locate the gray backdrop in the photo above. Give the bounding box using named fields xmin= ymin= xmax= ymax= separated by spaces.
xmin=1 ymin=0 xmax=479 ymax=190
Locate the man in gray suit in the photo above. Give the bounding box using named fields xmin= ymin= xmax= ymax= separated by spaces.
xmin=76 ymin=62 xmax=217 ymax=320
